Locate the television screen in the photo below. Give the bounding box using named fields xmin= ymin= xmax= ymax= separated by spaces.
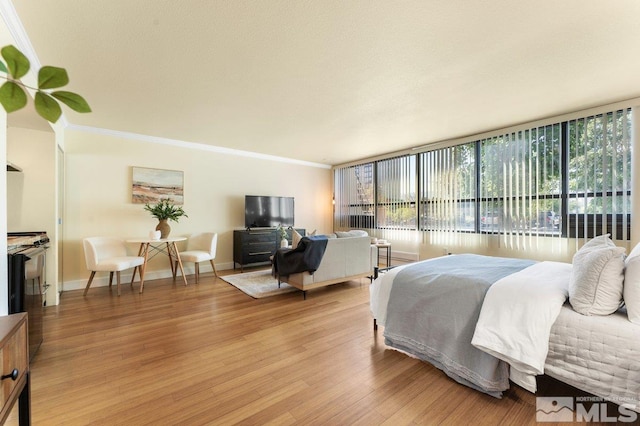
xmin=245 ymin=195 xmax=294 ymax=228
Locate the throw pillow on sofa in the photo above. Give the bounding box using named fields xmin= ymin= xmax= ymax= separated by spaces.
xmin=292 ymin=229 xmax=316 ymax=248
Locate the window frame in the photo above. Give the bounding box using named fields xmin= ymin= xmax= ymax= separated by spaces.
xmin=333 ymin=108 xmax=633 ymax=240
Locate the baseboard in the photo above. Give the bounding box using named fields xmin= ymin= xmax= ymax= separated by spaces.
xmin=391 ymin=250 xmax=419 ymax=264
xmin=62 ymin=260 xmax=236 ymax=292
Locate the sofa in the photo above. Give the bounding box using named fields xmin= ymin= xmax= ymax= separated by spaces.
xmin=281 ymin=230 xmax=377 ymax=298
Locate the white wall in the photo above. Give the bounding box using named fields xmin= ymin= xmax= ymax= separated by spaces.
xmin=0 ymin=109 xmax=7 ymax=315
xmin=6 ymin=126 xmax=58 ymax=305
xmin=62 ymin=129 xmax=333 ymax=290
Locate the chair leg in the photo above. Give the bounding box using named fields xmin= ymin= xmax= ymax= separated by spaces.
xmin=130 ymin=267 xmax=137 ymax=288
xmin=116 ymin=271 xmax=122 ymax=296
xmin=195 ymin=263 xmax=200 ymax=284
xmin=83 ymin=271 xmax=96 ymax=296
xmin=109 ymin=271 xmax=114 ymax=287
xmin=210 ymin=260 xmax=218 ymax=277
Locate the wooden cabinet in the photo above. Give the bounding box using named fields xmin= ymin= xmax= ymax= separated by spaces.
xmin=0 ymin=313 xmax=30 ymax=425
xmin=233 ymin=228 xmax=305 ymax=271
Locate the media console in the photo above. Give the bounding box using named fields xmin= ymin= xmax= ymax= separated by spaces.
xmin=233 ymin=228 xmax=305 ymax=271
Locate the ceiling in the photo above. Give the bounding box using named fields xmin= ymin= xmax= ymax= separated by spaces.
xmin=8 ymin=1 xmax=640 ymax=166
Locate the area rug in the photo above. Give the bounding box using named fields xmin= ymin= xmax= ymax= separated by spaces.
xmin=221 ymin=270 xmax=298 ymax=298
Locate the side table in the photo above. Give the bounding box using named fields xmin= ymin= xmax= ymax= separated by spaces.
xmin=373 ymin=242 xmax=391 ymax=267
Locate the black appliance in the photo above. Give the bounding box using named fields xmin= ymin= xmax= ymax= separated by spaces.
xmin=7 ymin=231 xmax=49 ymax=362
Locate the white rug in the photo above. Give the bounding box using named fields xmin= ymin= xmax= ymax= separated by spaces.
xmin=221 ymin=270 xmax=298 ymax=298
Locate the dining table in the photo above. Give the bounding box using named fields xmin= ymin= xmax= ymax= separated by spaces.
xmin=126 ymin=236 xmax=188 ymax=293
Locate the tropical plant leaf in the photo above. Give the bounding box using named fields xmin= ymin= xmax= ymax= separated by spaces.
xmin=38 ymin=66 xmax=69 ymax=89
xmin=51 ymin=90 xmax=91 ymax=113
xmin=1 ymin=45 xmax=30 ymax=79
xmin=0 ymin=60 xmax=7 ymax=74
xmin=0 ymin=81 xmax=27 ymax=112
xmin=35 ymin=91 xmax=62 ymax=123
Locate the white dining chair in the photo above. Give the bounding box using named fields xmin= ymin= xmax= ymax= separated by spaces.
xmin=83 ymin=237 xmax=145 ymax=296
xmin=25 ymin=251 xmax=45 ymax=287
xmin=176 ymin=232 xmax=218 ymax=283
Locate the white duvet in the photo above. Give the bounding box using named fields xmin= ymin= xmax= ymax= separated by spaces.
xmin=471 ymin=261 xmax=572 ymax=391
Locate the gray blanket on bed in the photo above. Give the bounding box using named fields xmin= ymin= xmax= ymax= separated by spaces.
xmin=383 ymin=254 xmax=536 ymax=398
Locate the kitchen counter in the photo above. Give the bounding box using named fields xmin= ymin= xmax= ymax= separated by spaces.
xmin=7 ymin=232 xmax=49 ymax=253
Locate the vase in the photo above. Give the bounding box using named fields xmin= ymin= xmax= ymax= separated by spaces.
xmin=156 ymin=219 xmax=171 ymax=239
xmin=280 ymin=239 xmax=288 ymax=248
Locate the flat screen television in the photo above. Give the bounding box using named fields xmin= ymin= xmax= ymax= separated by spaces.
xmin=244 ymin=195 xmax=294 ymax=229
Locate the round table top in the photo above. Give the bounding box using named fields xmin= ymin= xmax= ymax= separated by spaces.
xmin=126 ymin=236 xmax=187 ymax=243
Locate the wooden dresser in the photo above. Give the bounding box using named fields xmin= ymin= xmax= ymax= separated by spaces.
xmin=0 ymin=313 xmax=30 ymax=425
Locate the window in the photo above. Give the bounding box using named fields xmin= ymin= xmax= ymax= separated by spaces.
xmin=334 ymin=163 xmax=375 ymax=229
xmin=567 ymin=110 xmax=632 ymax=240
xmin=333 ymin=107 xmax=633 ymax=241
xmin=376 ymin=156 xmax=417 ymax=229
xmin=479 ymin=124 xmax=562 ymax=236
xmin=419 ymin=143 xmax=476 ymax=232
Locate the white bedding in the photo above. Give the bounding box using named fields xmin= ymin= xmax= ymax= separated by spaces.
xmin=472 ymin=261 xmax=572 ymax=390
xmin=369 ymin=262 xmax=412 ymax=327
xmin=370 ymin=257 xmax=640 ymax=411
xmin=545 ymin=304 xmax=640 ymax=412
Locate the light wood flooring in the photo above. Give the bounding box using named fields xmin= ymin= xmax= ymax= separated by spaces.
xmin=9 ymin=268 xmax=632 ymax=425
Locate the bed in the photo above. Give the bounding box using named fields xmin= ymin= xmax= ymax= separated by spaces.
xmin=370 ymin=253 xmax=640 ymax=411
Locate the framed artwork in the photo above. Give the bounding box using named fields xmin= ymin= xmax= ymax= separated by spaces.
xmin=132 ymin=166 xmax=184 ymax=204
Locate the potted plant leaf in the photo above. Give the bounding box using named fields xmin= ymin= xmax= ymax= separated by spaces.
xmin=0 ymin=45 xmax=91 ymax=123
xmin=276 ymin=225 xmax=288 ymax=248
xmin=144 ymin=198 xmax=188 ymax=239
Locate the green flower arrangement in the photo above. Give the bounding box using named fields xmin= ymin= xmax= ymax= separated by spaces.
xmin=143 ymin=198 xmax=188 ymax=222
xmin=276 ymin=225 xmax=288 ymax=241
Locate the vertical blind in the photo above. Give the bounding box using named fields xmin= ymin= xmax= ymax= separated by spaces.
xmin=334 ymin=163 xmax=375 ymax=229
xmin=479 ymin=124 xmax=562 ymax=248
xmin=333 ymin=107 xmax=633 ymax=243
xmin=419 ymin=143 xmax=475 ymax=232
xmin=567 ymin=109 xmax=632 ymax=243
xmin=376 ymin=156 xmax=416 ymax=229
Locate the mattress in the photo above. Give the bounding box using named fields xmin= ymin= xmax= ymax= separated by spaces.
xmin=545 ymin=303 xmax=640 ymax=412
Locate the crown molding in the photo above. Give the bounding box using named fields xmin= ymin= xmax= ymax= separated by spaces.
xmin=0 ymin=0 xmax=39 ymax=68
xmin=66 ymin=124 xmax=332 ymax=169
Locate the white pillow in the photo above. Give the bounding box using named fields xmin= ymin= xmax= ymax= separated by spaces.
xmin=624 ymin=243 xmax=640 ymax=324
xmin=292 ymin=229 xmax=303 ymax=248
xmin=292 ymin=229 xmax=317 ymax=248
xmin=626 ymin=241 xmax=640 ymax=260
xmin=569 ymin=238 xmax=625 ymax=316
xmin=581 ymin=233 xmax=615 ymax=250
xmin=335 ymin=230 xmax=369 ymax=238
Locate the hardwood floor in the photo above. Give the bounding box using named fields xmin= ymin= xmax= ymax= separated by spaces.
xmin=13 ymin=269 xmax=630 ymax=425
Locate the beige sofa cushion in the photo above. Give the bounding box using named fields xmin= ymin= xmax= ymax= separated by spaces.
xmin=287 ymin=236 xmax=375 ymax=286
xmin=335 ymin=230 xmax=369 ymax=238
